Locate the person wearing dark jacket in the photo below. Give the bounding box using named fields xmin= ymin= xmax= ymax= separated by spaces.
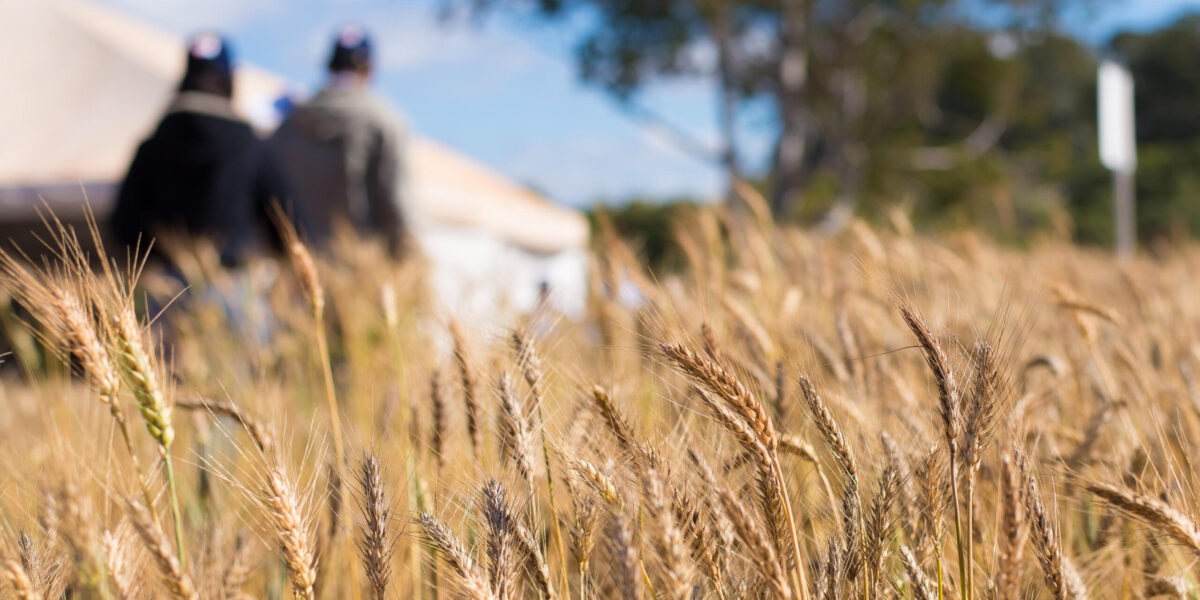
xmin=112 ymin=33 xmax=300 ymax=267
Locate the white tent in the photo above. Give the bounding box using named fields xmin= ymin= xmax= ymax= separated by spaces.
xmin=0 ymin=0 xmax=589 ymax=320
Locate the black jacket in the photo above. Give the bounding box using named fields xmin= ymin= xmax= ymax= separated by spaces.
xmin=112 ymin=92 xmax=302 ymax=266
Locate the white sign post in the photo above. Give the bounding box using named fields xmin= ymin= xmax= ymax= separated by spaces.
xmin=1098 ymin=60 xmax=1137 ymax=257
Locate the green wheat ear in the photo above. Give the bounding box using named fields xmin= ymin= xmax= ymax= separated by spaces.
xmin=112 ymin=308 xmax=174 ymax=449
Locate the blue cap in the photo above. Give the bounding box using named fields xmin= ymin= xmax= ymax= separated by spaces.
xmin=328 ymin=25 xmax=372 ymax=72
xmin=186 ymin=33 xmax=232 ymax=76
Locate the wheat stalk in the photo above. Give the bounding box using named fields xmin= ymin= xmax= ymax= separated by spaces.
xmin=607 ymin=514 xmax=641 ymax=600
xmin=590 ymin=385 xmax=639 ymax=455
xmin=450 ymin=320 xmax=483 ymax=457
xmin=356 ymin=455 xmax=394 ymax=600
xmin=102 ymin=528 xmax=136 ymax=600
xmin=1015 ymin=446 xmax=1087 ymax=600
xmin=430 ymin=367 xmax=447 ymax=468
xmin=497 ymin=373 xmax=537 ymax=494
xmin=671 ymin=351 xmax=808 ymax=598
xmin=671 ymin=487 xmax=722 ymax=594
xmin=898 ymin=544 xmax=936 ymax=600
xmin=262 ymin=461 xmax=318 ymax=599
xmin=417 ymin=513 xmax=495 ymax=599
xmin=515 ymin=521 xmax=555 ymax=600
xmin=638 ymin=464 xmax=693 ymax=600
xmin=864 ymin=464 xmax=898 ymax=595
xmin=16 ymin=532 xmax=37 ymax=593
xmin=273 ymin=205 xmax=345 ymax=536
xmin=511 ymin=331 xmax=569 ymax=590
xmin=897 ymin=300 xmax=966 ymax=600
xmin=0 ymin=266 xmax=161 ymax=524
xmin=797 ymin=375 xmax=858 ymax=481
xmin=480 ymin=479 xmax=519 ymax=600
xmin=962 ymin=341 xmax=1003 ymax=598
xmin=569 ymin=494 xmax=598 ymax=597
xmin=716 ymin=486 xmax=790 ymax=599
xmin=568 ymin=456 xmax=623 ymax=508
xmin=661 ymin=342 xmax=776 ymax=448
xmin=1 ymin=557 xmax=37 ymax=600
xmin=110 ymin=306 xmax=186 ymax=563
xmin=177 ymin=397 xmax=273 ymax=454
xmin=222 ymin=530 xmax=254 ymax=600
xmin=1086 ymin=481 xmax=1200 ymax=558
xmin=125 ymin=498 xmax=196 ymax=600
xmin=995 ymin=453 xmax=1027 ymax=600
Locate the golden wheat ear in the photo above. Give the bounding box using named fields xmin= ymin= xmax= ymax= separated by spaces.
xmin=515 ymin=518 xmax=555 ymax=600
xmin=0 ymin=557 xmax=37 ymax=600
xmin=898 ymin=544 xmax=936 ymax=600
xmin=176 ymin=397 xmax=274 ymax=455
xmin=124 ymin=498 xmax=197 ymax=600
xmin=637 ymin=463 xmax=694 ymax=600
xmin=221 ymin=530 xmax=254 ymax=600
xmin=1015 ymin=446 xmax=1088 ymax=600
xmin=1085 ymin=481 xmax=1200 ymax=559
xmin=995 ymin=452 xmax=1028 ymax=600
xmin=261 ymin=460 xmax=318 ymax=600
xmin=355 ymin=454 xmax=394 ymax=600
xmin=449 ymin=319 xmax=483 ymax=457
xmin=416 ymin=513 xmax=494 ymax=599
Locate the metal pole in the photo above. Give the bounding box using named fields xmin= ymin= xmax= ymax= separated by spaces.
xmin=1114 ymin=168 xmax=1135 ymax=257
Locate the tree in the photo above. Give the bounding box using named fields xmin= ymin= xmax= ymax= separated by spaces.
xmin=451 ymin=0 xmax=1125 ymax=241
xmin=1105 ymin=15 xmax=1200 ymax=243
xmin=1111 ymin=15 xmax=1200 ymax=143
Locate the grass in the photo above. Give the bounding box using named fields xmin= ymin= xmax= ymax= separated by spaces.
xmin=0 ymin=205 xmax=1199 ymax=599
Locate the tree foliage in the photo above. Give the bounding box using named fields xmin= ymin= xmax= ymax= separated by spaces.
xmin=454 ymin=0 xmax=1200 ymax=247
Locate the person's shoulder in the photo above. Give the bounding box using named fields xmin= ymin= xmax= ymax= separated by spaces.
xmin=348 ymin=90 xmax=406 ymax=131
xmin=169 ymin=93 xmax=252 ymax=128
xmin=151 ymin=111 xmax=189 ymax=134
xmin=200 ymin=109 xmax=258 ymax=135
xmin=284 ymin=87 xmax=406 ymax=135
xmin=280 ymin=96 xmax=323 ymax=120
xmin=140 ymin=113 xmax=189 ymax=151
xmin=168 ymin=108 xmax=255 ymax=138
xmin=127 ymin=133 xmax=160 ymax=168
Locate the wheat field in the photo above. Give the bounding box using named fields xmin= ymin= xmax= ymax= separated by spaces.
xmin=0 ymin=206 xmax=1197 ymax=600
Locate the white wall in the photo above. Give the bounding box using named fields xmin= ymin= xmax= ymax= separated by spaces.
xmin=415 ymin=224 xmax=588 ymax=326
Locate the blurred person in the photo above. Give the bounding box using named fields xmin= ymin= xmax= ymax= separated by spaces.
xmin=270 ymin=26 xmax=408 ymax=257
xmin=112 ymin=34 xmax=304 ymax=342
xmin=524 ymin=280 xmax=560 ymax=338
xmin=112 ymin=33 xmax=302 ymax=267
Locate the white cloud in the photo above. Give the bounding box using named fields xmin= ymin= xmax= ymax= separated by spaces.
xmin=287 ymin=4 xmax=539 ymax=99
xmin=636 ymin=120 xmax=721 ymax=159
xmin=303 ymin=6 xmax=536 ymax=73
xmin=501 ymin=135 xmax=722 ymax=206
xmin=95 ymin=0 xmax=284 ymax=32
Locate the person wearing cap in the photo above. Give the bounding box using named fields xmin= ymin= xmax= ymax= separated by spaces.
xmin=112 ymin=33 xmax=302 ymax=267
xmin=270 ymin=26 xmax=408 ymax=256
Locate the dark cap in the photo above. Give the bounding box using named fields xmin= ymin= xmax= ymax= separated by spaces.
xmin=186 ymin=33 xmax=232 ymax=77
xmin=181 ymin=33 xmax=234 ymax=96
xmin=328 ymin=25 xmax=372 ymax=73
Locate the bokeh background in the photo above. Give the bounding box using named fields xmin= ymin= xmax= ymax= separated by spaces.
xmin=8 ymin=0 xmax=1200 ymax=264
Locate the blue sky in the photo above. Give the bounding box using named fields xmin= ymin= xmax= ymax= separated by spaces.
xmin=99 ymin=0 xmax=1200 ymax=207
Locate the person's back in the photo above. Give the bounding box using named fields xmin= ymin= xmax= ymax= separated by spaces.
xmin=270 ymin=26 xmax=407 ymax=256
xmin=112 ymin=34 xmax=296 ymax=267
